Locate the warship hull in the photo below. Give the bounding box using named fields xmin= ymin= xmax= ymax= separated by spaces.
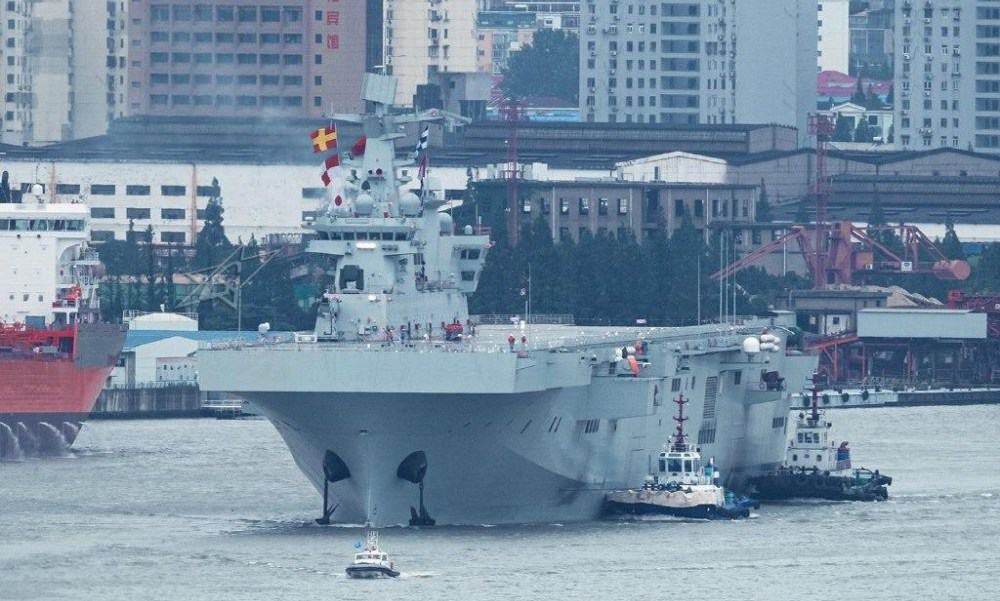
xmin=201 ymin=324 xmax=816 ymax=526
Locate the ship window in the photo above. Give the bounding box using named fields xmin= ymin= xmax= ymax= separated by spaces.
xmin=658 ymin=459 xmax=666 ymax=472
xmin=733 ymin=370 xmax=742 ymax=385
xmin=797 ymin=433 xmax=804 ymax=443
xmin=461 ymin=271 xmax=476 ymax=281
xmin=684 ymin=460 xmax=693 ymax=472
xmin=330 ymin=232 xmax=342 ymax=240
xmin=671 ymin=377 xmax=681 ymax=392
xmin=667 ymin=459 xmax=683 ymax=472
xmin=394 ymin=232 xmax=407 ymax=241
xmin=342 ymin=232 xmax=355 ymax=240
xmin=816 ymin=455 xmax=822 ymax=462
xmin=338 ymin=265 xmax=364 ymax=292
xmin=356 ymin=232 xmax=367 ymax=240
xmin=792 ymin=454 xmax=798 ymax=462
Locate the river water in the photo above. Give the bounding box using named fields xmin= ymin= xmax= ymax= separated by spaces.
xmin=1 ymin=405 xmax=998 ymax=601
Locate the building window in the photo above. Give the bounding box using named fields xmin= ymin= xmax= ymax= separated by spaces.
xmin=90 ymin=207 xmax=115 ymax=219
xmin=261 ymin=6 xmax=280 ymax=22
xmin=161 ymin=185 xmax=186 ymax=196
xmin=56 ymin=184 xmax=81 ymax=195
xmin=126 ymin=208 xmax=151 ymax=220
xmin=578 ymin=198 xmax=590 ymax=215
xmin=617 ymin=198 xmax=629 ymax=215
xmin=284 ymin=54 xmax=304 ymax=65
xmin=126 ymin=185 xmax=150 ymax=196
xmin=238 ymin=6 xmax=257 ymax=22
xmin=598 ymin=198 xmax=609 ymax=216
xmin=90 ymin=184 xmax=116 ymax=195
xmin=161 ymin=231 xmax=186 ymax=244
xmin=161 ymin=208 xmax=185 ymax=220
xmin=674 ymin=198 xmax=685 ymax=217
xmin=91 ymin=230 xmax=115 ymax=242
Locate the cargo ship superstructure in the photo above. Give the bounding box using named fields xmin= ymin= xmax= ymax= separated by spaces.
xmin=0 ymin=181 xmax=126 ymax=458
xmin=199 ymin=75 xmax=818 ymax=526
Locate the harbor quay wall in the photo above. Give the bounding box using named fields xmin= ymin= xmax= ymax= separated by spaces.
xmin=92 ymin=384 xmax=202 ymax=419
xmin=791 ymin=388 xmax=1000 ymax=410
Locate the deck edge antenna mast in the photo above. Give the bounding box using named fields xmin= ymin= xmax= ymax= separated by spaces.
xmin=808 ymin=113 xmax=836 ymax=289
xmin=500 ymin=98 xmax=525 ymax=246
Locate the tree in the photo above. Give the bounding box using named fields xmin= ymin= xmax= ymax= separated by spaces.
xmin=851 ymin=77 xmax=866 ymax=104
xmin=756 ymin=180 xmax=774 ymax=223
xmin=163 ymin=244 xmax=177 ymax=310
xmin=500 ymin=29 xmax=579 ymax=104
xmin=194 ymin=178 xmax=231 ymax=269
xmin=143 ymin=225 xmax=161 ymax=311
xmin=940 ymin=213 xmax=965 ymax=260
xmin=832 ymin=115 xmax=854 ymax=142
xmin=854 ymin=118 xmax=874 ymax=143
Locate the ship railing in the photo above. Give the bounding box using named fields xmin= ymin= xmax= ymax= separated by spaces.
xmin=472 ymin=314 xmax=575 ymax=325
xmin=196 ymin=325 xmax=766 ymax=356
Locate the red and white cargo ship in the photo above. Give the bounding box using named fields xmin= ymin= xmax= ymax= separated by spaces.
xmin=0 ymin=182 xmax=126 ymax=458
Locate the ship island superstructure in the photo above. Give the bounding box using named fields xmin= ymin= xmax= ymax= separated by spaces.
xmin=0 ymin=181 xmax=126 ymax=458
xmin=199 ymin=74 xmax=818 ymax=526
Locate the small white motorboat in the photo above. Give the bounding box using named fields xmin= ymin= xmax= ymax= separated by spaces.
xmin=345 ymin=527 xmax=399 ymax=579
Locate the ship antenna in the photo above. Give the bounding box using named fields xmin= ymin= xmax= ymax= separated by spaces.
xmin=809 ymin=370 xmax=823 ymax=423
xmin=672 ymin=393 xmax=688 ymax=451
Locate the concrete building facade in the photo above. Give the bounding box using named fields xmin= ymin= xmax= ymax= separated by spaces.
xmin=0 ymin=0 xmax=128 ymax=145
xmin=578 ymin=0 xmax=817 ymax=144
xmin=849 ymin=0 xmax=895 ymax=78
xmin=893 ymin=0 xmax=1000 ymax=153
xmin=476 ymin=11 xmax=537 ymax=74
xmin=125 ymin=1 xmax=371 ymax=118
xmin=383 ymin=0 xmax=478 ymax=106
xmin=819 ymin=0 xmax=851 ymax=73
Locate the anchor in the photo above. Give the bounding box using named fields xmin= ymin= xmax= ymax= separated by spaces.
xmin=317 ymin=450 xmax=350 ymax=525
xmin=397 ymin=451 xmax=435 ymax=526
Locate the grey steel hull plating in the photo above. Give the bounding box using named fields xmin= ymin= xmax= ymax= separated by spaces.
xmin=201 ymin=323 xmax=816 ymax=526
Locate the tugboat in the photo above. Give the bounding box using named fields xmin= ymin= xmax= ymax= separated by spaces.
xmin=345 ymin=526 xmax=400 ymax=579
xmin=604 ymin=394 xmax=758 ymax=520
xmin=749 ymin=372 xmax=892 ymax=502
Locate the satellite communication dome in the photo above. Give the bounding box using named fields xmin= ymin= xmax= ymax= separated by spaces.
xmin=354 ymin=192 xmax=375 ymax=216
xmin=399 ymin=191 xmax=421 ymax=216
xmin=438 ymin=212 xmax=453 ymax=234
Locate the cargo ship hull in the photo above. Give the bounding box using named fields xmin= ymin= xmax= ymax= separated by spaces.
xmin=0 ymin=322 xmax=125 ymax=458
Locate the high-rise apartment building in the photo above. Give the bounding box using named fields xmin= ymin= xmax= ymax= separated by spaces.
xmin=819 ymin=0 xmax=850 ymax=73
xmin=850 ymin=0 xmax=894 ymax=78
xmin=578 ymin=0 xmax=816 ymax=143
xmin=383 ymin=0 xmax=478 ymax=106
xmin=893 ymin=0 xmax=1000 ymax=152
xmin=126 ymin=1 xmax=373 ymax=118
xmin=0 ymin=0 xmax=128 ymax=146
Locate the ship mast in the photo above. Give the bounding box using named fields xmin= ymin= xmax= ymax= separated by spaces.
xmin=671 ymin=393 xmax=688 ymax=452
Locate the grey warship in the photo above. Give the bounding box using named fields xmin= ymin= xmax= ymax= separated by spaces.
xmin=199 ymin=74 xmax=818 ymax=527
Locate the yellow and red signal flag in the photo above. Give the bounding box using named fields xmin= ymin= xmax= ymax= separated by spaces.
xmin=311 ymin=126 xmax=338 ymax=153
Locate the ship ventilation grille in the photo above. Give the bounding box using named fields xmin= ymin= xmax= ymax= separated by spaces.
xmin=702 ymin=376 xmax=718 ymax=419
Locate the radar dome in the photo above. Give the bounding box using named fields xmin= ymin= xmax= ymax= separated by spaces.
xmin=399 ymin=191 xmax=421 ymax=216
xmin=438 ymin=212 xmax=453 ymax=234
xmin=354 ymin=192 xmax=375 ymax=216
